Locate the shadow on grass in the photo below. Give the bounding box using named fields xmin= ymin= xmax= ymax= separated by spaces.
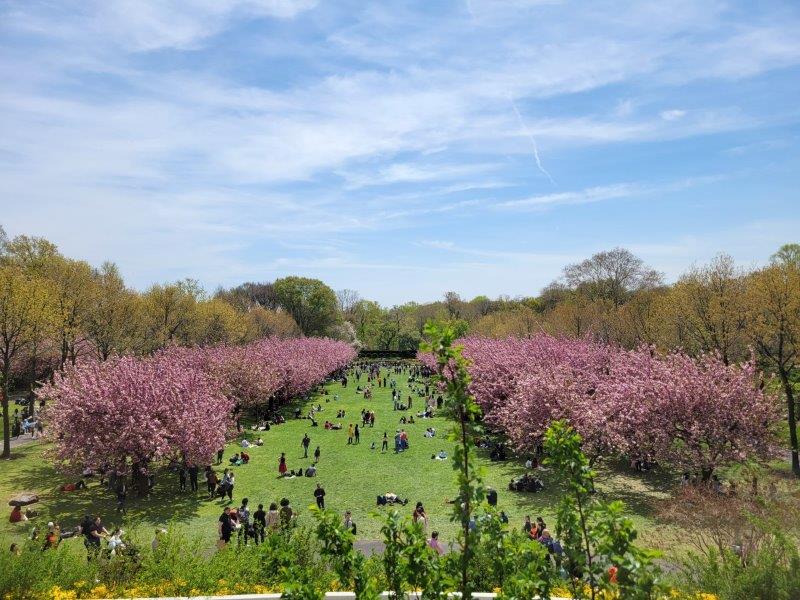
xmin=6 ymin=451 xmax=211 ymax=531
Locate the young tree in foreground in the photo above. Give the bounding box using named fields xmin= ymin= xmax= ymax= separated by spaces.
xmin=545 ymin=421 xmax=662 ymax=600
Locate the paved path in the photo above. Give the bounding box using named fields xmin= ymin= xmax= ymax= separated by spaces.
xmin=2 ymin=434 xmax=40 ymax=450
xmin=355 ymin=540 xmax=385 ymax=555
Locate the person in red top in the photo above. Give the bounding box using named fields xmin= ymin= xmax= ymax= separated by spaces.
xmin=278 ymin=453 xmax=287 ymax=476
xmin=9 ymin=505 xmax=27 ymax=523
xmin=608 ymin=565 xmax=618 ymax=584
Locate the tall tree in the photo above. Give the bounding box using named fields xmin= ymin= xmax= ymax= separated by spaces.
xmin=746 ymin=262 xmax=800 ymax=475
xmin=0 ymin=267 xmax=52 ymax=457
xmin=46 ymin=256 xmax=95 ymax=368
xmin=560 ymin=247 xmax=662 ymax=306
xmin=86 ymin=262 xmax=138 ymax=360
xmin=667 ymin=254 xmax=748 ymax=364
xmin=273 ymin=276 xmax=339 ymax=336
xmin=194 ymin=298 xmax=249 ymax=345
xmin=245 ymin=306 xmax=301 ymax=339
xmin=771 ymin=243 xmax=800 ymax=269
xmin=141 ymin=279 xmax=203 ymax=350
xmin=335 ymin=289 xmax=361 ymax=316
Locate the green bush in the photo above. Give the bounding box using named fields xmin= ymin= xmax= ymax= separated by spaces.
xmin=677 ymin=529 xmax=800 ymax=600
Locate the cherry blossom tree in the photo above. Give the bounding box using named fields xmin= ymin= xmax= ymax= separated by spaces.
xmin=636 ymin=350 xmax=779 ymax=480
xmin=40 ymin=337 xmax=356 ymax=481
xmin=420 ymin=334 xmax=781 ymax=476
xmin=39 ymin=354 xmax=233 ymax=475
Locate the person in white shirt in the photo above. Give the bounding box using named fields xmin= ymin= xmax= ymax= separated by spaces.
xmin=107 ymin=528 xmax=125 ymax=554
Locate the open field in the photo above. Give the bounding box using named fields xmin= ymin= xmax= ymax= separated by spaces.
xmin=3 ymin=365 xmax=687 ymax=550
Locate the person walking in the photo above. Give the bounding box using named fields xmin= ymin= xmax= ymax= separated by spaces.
xmin=238 ymin=498 xmax=251 ymax=545
xmin=216 ymin=448 xmax=224 ymax=465
xmin=224 ymin=470 xmax=235 ymax=502
xmin=314 ymin=445 xmax=321 ymax=463
xmin=302 ymin=434 xmax=311 ymax=458
xmin=206 ymin=466 xmax=218 ymax=498
xmin=354 ymin=424 xmax=360 ymax=444
xmin=381 ymin=431 xmax=388 ymax=452
xmin=314 ymin=483 xmax=326 ymax=509
xmin=218 ymin=507 xmax=234 ymax=549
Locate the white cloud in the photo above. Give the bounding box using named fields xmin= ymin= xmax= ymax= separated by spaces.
xmin=1 ymin=1 xmax=798 ymax=302
xmin=496 ymin=176 xmax=725 ymax=211
xmin=660 ymin=109 xmax=687 ymax=121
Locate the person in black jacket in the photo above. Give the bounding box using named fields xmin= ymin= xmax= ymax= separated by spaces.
xmin=314 ymin=483 xmax=326 ymax=509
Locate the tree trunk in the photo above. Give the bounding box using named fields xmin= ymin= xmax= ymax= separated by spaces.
xmin=2 ymin=366 xmax=11 ymax=458
xmin=28 ymin=344 xmax=37 ymax=418
xmin=779 ymin=368 xmax=800 ymax=476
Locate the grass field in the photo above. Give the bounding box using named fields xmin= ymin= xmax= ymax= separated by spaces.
xmin=1 ymin=364 xmax=679 ymax=550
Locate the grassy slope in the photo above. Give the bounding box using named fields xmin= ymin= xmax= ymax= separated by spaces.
xmin=0 ymin=365 xmax=677 ymax=549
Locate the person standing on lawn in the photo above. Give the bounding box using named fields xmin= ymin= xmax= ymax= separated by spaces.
xmin=253 ymin=503 xmax=266 ymax=544
xmin=302 ymin=434 xmax=311 ymax=458
xmin=279 ymin=453 xmax=287 ymax=476
xmin=314 ymin=445 xmax=321 ymax=463
xmin=188 ymin=464 xmax=199 ymax=492
xmin=314 ymin=483 xmax=326 ymax=509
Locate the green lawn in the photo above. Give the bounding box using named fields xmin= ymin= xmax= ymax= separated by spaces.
xmin=0 ymin=365 xmax=678 ymax=550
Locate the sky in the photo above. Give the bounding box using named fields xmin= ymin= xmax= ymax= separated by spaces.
xmin=1 ymin=0 xmax=799 ymax=306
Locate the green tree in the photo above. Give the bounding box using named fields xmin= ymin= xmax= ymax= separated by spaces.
xmin=86 ymin=262 xmax=139 ymax=360
xmin=273 ymin=277 xmax=339 ymax=337
xmin=141 ymin=279 xmax=204 ymax=350
xmin=545 ymin=421 xmax=661 ymax=599
xmin=746 ymin=263 xmax=800 ymax=475
xmin=0 ymin=267 xmax=53 ymax=457
xmin=771 ymin=243 xmax=800 ymax=269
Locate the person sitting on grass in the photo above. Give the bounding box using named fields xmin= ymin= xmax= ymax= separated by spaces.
xmin=9 ymin=505 xmax=27 ymax=523
xmin=241 ymin=438 xmax=251 ymax=448
xmin=255 ymin=438 xmax=264 ymax=446
xmin=305 ymin=464 xmax=317 ymax=477
xmin=240 ymin=451 xmax=250 ymax=464
xmin=428 ymin=531 xmax=444 ymax=555
xmin=377 ymin=492 xmax=408 ymax=506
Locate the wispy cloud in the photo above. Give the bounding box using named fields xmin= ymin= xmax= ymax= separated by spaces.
xmin=0 ymin=1 xmax=798 ymax=303
xmin=495 ymin=175 xmax=725 ymax=211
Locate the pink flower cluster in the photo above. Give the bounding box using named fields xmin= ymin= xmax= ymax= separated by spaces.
xmin=420 ymin=335 xmax=780 ymax=475
xmin=40 ymin=338 xmax=355 ymax=471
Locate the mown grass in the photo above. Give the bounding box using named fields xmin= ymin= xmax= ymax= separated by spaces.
xmin=1 ymin=365 xmax=678 ymax=550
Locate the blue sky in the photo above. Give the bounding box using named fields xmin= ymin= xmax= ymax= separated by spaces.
xmin=1 ymin=0 xmax=799 ymax=305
